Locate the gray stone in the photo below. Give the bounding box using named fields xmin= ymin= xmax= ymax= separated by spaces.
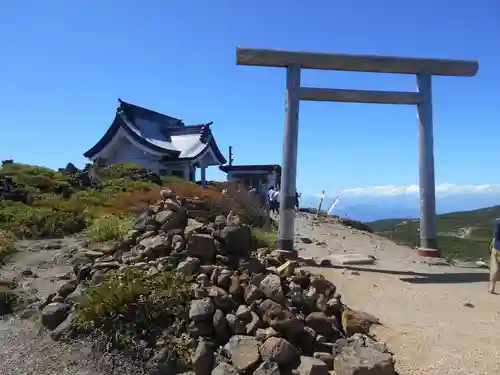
xmin=224 ymin=335 xmax=260 ymax=373
xmin=259 ymin=274 xmax=285 ymax=304
xmin=212 ymin=362 xmax=238 ymax=375
xmin=246 ymin=311 xmax=262 ymax=335
xmin=219 ymin=225 xmax=252 ymax=255
xmin=305 ymin=312 xmax=341 ymax=341
xmin=313 ymin=352 xmax=334 ymax=369
xmin=190 ymin=298 xmax=214 ymax=321
xmin=333 ymin=346 xmax=394 ymax=375
xmin=50 ymin=312 xmax=75 ymax=341
xmin=226 ymin=313 xmax=245 ymax=335
xmin=41 ymin=302 xmax=71 ymax=330
xmin=244 ymin=284 xmax=265 ymax=304
xmin=296 ymin=356 xmax=329 ymax=375
xmin=259 ymin=337 xmax=298 ymax=366
xmin=193 ymin=339 xmax=214 ymax=375
xmin=146 ymin=234 xmax=171 ymax=257
xmin=253 ymin=361 xmax=280 ymax=375
xmin=57 ymin=280 xmax=77 ymax=298
xmin=66 ymin=283 xmax=85 ymax=304
xmin=177 ymin=257 xmax=201 ymax=275
xmin=329 ymin=254 xmax=375 ymax=266
xmin=155 ymin=210 xmax=175 ymax=225
xmin=309 ymin=276 xmax=336 ymax=297
xmin=217 ymin=269 xmax=232 ymax=288
xmin=81 ymin=250 xmax=104 ymax=260
xmin=235 ymin=305 xmax=252 ymax=322
xmin=213 ymin=309 xmax=231 ymax=342
xmin=255 ymin=327 xmax=280 ymax=341
xmin=188 ymin=234 xmax=216 ymax=261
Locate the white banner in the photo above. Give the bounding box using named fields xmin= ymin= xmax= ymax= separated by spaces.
xmin=327 ymin=196 xmax=340 ymax=215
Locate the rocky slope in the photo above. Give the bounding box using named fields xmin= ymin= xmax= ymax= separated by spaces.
xmin=1 ymin=189 xmax=396 ymax=375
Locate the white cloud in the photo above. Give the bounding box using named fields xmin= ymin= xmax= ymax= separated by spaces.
xmin=341 ymin=183 xmax=500 ymax=197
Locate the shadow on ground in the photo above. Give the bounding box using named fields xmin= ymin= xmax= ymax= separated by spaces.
xmin=307 ymin=264 xmax=489 ymax=284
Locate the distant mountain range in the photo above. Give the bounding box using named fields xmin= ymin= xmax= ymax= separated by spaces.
xmin=300 ymin=193 xmax=500 ymax=222
xmin=369 ymin=205 xmax=500 ymax=260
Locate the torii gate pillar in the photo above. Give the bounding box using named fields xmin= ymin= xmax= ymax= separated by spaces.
xmin=237 ymin=48 xmax=479 ymax=258
xmin=278 ymin=63 xmax=301 ymax=252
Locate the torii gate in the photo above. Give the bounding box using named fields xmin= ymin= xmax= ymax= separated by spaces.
xmin=236 ymin=47 xmax=479 ymax=258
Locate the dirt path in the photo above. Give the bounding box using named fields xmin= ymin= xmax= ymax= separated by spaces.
xmin=295 ymin=215 xmax=500 ymax=375
xmin=0 ymin=237 xmax=145 ymax=375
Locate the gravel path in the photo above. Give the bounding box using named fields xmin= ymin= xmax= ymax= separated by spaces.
xmin=0 ymin=237 xmax=146 ymax=375
xmin=295 ymin=215 xmax=500 ymax=375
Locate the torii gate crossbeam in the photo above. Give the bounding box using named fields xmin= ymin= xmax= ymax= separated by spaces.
xmin=237 ymin=47 xmax=479 ymax=258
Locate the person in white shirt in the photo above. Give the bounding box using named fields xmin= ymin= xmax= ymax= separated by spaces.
xmin=268 ymin=186 xmax=275 ymax=212
xmin=273 ymin=188 xmax=280 ymax=213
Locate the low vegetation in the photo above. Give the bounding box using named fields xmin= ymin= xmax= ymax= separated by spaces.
xmin=86 ymin=215 xmax=135 ymax=243
xmin=370 ymin=205 xmax=500 ymax=260
xmin=76 ymin=268 xmax=194 ymax=367
xmin=0 ymin=161 xmax=269 ymax=243
xmin=252 ymin=226 xmax=278 ymax=248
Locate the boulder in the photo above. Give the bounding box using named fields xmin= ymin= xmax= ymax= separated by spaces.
xmin=259 ymin=337 xmax=298 ymax=366
xmin=193 ymin=339 xmax=215 ymax=375
xmin=224 ymin=335 xmax=260 ymax=372
xmin=212 ymin=362 xmax=238 ymax=375
xmin=41 ymin=302 xmax=71 ymax=330
xmin=333 ymin=346 xmax=394 ymax=375
xmin=190 ymin=298 xmax=215 ymax=322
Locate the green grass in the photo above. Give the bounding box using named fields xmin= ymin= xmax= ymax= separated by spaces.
xmin=75 ymin=268 xmax=194 ymax=367
xmin=0 ymin=162 xmax=160 ymax=239
xmin=0 ymin=200 xmax=89 ymax=238
xmin=252 ymin=227 xmax=277 ymax=248
xmin=86 ymin=215 xmax=135 ymax=243
xmin=369 ymin=205 xmax=500 ymax=261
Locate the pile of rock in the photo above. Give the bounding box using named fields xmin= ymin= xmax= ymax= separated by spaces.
xmin=38 ymin=189 xmax=395 ymax=375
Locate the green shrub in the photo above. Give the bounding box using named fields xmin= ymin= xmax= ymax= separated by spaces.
xmin=252 ymin=227 xmax=277 ymax=248
xmin=86 ymin=215 xmax=135 ymax=243
xmin=0 ymin=163 xmax=72 ymax=194
xmin=0 ymin=201 xmax=88 ymax=238
xmin=0 ymin=230 xmax=16 ymax=265
xmin=76 ymin=268 xmax=193 ymax=347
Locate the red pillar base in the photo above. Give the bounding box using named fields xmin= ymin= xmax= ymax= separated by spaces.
xmin=417 ymin=247 xmax=441 ymax=258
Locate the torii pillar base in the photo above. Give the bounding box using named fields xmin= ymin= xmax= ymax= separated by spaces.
xmin=417 ymin=238 xmax=441 ymax=257
xmin=274 ymin=247 xmax=298 ymax=260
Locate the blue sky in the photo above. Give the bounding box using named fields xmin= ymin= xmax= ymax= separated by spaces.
xmin=1 ymin=0 xmax=498 ymax=197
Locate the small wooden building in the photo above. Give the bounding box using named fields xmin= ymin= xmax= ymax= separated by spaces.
xmin=219 ymin=164 xmax=281 ymax=197
xmin=83 ymin=99 xmax=226 ymax=184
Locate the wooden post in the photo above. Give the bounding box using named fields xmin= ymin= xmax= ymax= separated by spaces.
xmin=277 ymin=63 xmax=301 ymax=256
xmin=416 ymin=74 xmax=440 ymax=257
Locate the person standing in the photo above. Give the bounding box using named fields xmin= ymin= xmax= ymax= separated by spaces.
xmin=295 ymin=190 xmax=301 ymax=211
xmin=268 ymin=186 xmax=275 ymax=213
xmin=273 ymin=187 xmax=280 ymax=214
xmin=489 ymin=218 xmax=500 ymax=294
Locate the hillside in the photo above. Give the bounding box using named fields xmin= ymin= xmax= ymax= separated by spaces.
xmin=369 ymin=205 xmax=500 ymax=260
